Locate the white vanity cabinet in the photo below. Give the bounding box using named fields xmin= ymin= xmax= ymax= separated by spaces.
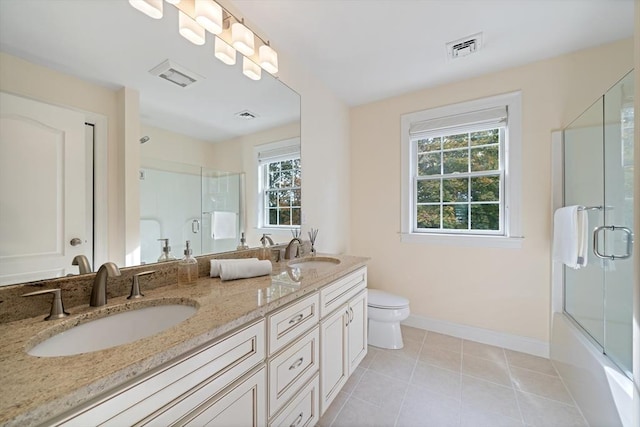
xmin=35 ymin=264 xmax=368 ymax=427
xmin=53 ymin=319 xmax=266 ymax=427
xmin=319 ymin=267 xmax=367 ymax=414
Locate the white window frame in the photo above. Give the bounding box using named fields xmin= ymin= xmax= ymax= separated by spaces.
xmin=255 ymin=137 xmax=301 ymax=230
xmin=400 ymin=92 xmax=523 ymax=248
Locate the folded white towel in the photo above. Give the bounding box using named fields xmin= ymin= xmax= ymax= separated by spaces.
xmin=212 ymin=211 xmax=237 ymax=240
xmin=553 ymin=206 xmax=588 ymax=269
xmin=210 ymin=258 xmax=259 ymax=277
xmin=220 ymin=259 xmax=272 ymax=281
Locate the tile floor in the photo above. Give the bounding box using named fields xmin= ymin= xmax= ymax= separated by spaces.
xmin=318 ymin=325 xmax=588 ymax=427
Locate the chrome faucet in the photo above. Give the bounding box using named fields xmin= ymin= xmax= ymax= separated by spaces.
xmin=284 ymin=238 xmax=302 ymax=260
xmin=72 ymin=254 xmax=92 ymax=274
xmin=90 ymin=262 xmax=121 ymax=307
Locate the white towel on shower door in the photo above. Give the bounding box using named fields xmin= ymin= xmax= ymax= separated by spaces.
xmin=552 ymin=206 xmax=588 ymax=269
xmin=211 ymin=211 xmax=237 ymax=240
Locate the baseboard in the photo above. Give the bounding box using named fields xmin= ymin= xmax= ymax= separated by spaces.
xmin=402 ymin=314 xmax=550 ymax=358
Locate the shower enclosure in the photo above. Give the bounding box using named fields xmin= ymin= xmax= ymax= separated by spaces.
xmin=139 ymin=161 xmax=245 ymax=265
xmin=562 ymin=70 xmax=634 ymax=378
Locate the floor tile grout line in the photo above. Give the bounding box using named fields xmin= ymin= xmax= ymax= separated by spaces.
xmin=392 ymin=339 xmax=424 ymax=427
xmin=503 ymin=347 xmax=528 ymax=426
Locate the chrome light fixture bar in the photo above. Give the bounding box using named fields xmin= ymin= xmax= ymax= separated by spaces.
xmin=129 ymin=0 xmax=278 ymax=80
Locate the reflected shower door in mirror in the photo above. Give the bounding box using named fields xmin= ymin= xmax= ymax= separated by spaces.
xmin=0 ymin=0 xmax=301 ymax=286
xmin=140 ymin=159 xmax=245 ymax=265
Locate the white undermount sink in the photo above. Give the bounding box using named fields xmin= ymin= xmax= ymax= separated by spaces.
xmin=287 ymin=256 xmax=341 ymax=270
xmin=28 ymin=304 xmax=197 ymax=357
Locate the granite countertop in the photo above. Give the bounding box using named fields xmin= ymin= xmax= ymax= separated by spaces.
xmin=0 ymin=254 xmax=368 ymax=426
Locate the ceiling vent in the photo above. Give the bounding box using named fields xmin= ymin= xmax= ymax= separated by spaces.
xmin=234 ymin=110 xmax=258 ymax=120
xmin=149 ymin=60 xmax=204 ymax=88
xmin=446 ymin=32 xmax=483 ymax=60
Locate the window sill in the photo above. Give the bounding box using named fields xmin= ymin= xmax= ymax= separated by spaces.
xmin=400 ymin=232 xmax=524 ymax=248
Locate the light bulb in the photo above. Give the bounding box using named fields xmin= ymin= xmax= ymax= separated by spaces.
xmin=232 ymin=21 xmax=255 ymax=56
xmin=129 ymin=0 xmax=163 ymax=19
xmin=242 ymin=56 xmax=261 ymax=81
xmin=178 ymin=10 xmax=206 ymax=46
xmin=259 ymin=44 xmax=278 ymax=74
xmin=195 ymin=0 xmax=223 ymax=35
xmin=215 ymin=37 xmax=236 ymax=65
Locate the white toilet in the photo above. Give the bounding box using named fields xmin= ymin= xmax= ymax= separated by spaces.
xmin=367 ymin=289 xmax=410 ymax=349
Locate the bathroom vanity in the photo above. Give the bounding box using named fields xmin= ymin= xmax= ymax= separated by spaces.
xmin=0 ymin=254 xmax=368 ymax=427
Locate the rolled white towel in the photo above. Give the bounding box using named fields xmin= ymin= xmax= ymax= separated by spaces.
xmin=210 ymin=258 xmax=259 ymax=277
xmin=220 ymin=259 xmax=272 ymax=281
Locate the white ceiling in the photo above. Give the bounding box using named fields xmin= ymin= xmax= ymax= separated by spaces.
xmin=232 ymin=0 xmax=635 ymax=106
xmin=0 ymin=0 xmax=634 ymax=139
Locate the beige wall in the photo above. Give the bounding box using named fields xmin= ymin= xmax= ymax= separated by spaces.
xmin=140 ymin=124 xmax=219 ymax=169
xmin=350 ymin=38 xmax=634 ymax=342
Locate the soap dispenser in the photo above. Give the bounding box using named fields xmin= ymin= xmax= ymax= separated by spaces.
xmin=157 ymin=238 xmax=176 ymax=262
xmin=178 ymin=240 xmax=198 ymax=285
xmin=258 ymin=234 xmax=273 ymax=261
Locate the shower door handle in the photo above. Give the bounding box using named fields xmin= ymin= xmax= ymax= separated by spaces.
xmin=593 ymin=225 xmax=634 ymax=260
xmin=192 ymin=219 xmax=200 ymax=234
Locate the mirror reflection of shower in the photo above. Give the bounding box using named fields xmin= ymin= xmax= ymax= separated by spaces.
xmin=139 ymin=160 xmax=244 ymax=265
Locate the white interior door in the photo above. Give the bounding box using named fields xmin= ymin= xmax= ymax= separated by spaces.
xmin=0 ymin=92 xmax=90 ymax=285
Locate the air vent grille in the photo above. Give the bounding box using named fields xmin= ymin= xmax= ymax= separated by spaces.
xmin=235 ymin=110 xmax=258 ymax=120
xmin=446 ymin=32 xmax=483 ymax=60
xmin=149 ymin=60 xmax=204 ymax=88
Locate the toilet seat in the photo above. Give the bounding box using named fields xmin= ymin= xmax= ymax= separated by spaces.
xmin=368 ymin=289 xmax=409 ymax=309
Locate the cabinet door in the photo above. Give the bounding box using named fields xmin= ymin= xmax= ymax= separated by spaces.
xmin=319 ymin=305 xmax=348 ymax=415
xmin=348 ymin=290 xmax=367 ymax=374
xmin=181 ymin=367 xmax=266 ymax=427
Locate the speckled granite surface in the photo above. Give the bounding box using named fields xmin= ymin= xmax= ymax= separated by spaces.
xmin=0 ymin=253 xmax=368 ymax=426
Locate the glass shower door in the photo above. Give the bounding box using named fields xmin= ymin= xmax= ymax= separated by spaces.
xmin=601 ymin=71 xmax=634 ymax=376
xmin=563 ymin=97 xmax=605 ymax=350
xmin=563 ymin=70 xmax=634 ymax=378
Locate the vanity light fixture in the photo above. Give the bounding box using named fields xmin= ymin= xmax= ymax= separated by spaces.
xmin=129 ymin=0 xmax=163 ymax=19
xmin=215 ymin=37 xmax=236 ymax=65
xmin=179 ymin=10 xmax=205 ymax=45
xmin=129 ymin=0 xmax=279 ymax=80
xmin=259 ymin=43 xmax=278 ymax=74
xmin=242 ymin=56 xmax=261 ymax=81
xmin=194 ymin=0 xmax=223 ymax=35
xmin=231 ymin=20 xmax=255 ymax=56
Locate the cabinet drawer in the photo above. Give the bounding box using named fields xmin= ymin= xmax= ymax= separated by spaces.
xmin=268 ymin=292 xmax=319 ymax=356
xmin=59 ymin=320 xmax=265 ymax=426
xmin=180 ymin=366 xmax=266 ymax=427
xmin=269 ymin=374 xmax=319 ymax=427
xmin=268 ymin=326 xmax=319 ymax=418
xmin=319 ymin=267 xmax=366 ymax=318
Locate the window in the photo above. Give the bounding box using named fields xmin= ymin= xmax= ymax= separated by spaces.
xmin=401 ymin=92 xmax=522 ymax=247
xmin=256 ymin=138 xmax=301 ymax=228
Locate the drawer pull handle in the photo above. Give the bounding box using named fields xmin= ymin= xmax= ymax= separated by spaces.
xmin=289 ymin=313 xmax=304 ymax=325
xmin=289 ymin=357 xmax=304 ymax=370
xmin=290 ymin=412 xmax=304 ymax=427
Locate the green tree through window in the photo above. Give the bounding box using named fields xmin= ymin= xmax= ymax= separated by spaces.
xmin=414 ymin=128 xmax=503 ymax=232
xmin=264 ymin=157 xmax=301 ymax=227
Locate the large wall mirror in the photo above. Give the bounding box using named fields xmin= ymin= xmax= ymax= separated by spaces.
xmin=0 ymin=0 xmax=301 ymax=286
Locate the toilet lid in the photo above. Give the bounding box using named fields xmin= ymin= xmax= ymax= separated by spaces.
xmin=367 ymin=289 xmax=410 ymax=309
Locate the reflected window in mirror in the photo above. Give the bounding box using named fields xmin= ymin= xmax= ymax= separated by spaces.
xmin=256 ymin=138 xmax=301 ymax=229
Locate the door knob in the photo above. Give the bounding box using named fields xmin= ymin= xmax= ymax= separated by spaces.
xmin=70 ymin=238 xmax=82 ymax=246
